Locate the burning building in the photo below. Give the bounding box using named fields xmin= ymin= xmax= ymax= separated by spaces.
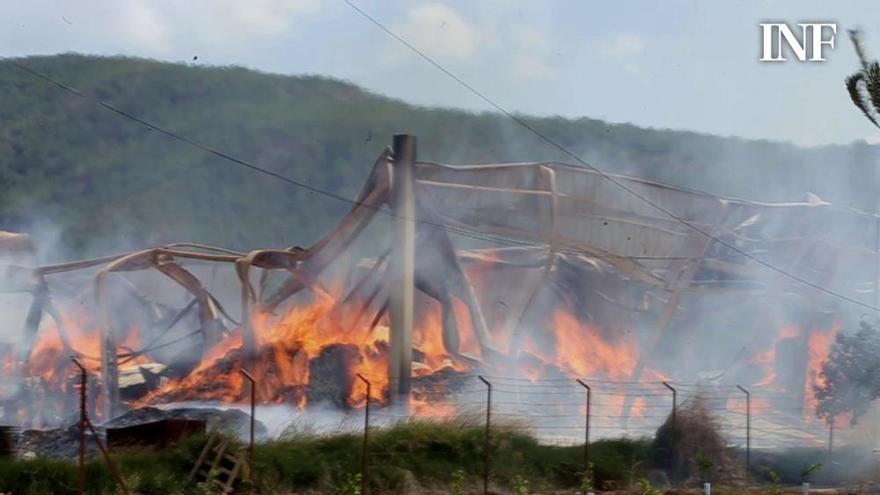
xmin=0 ymin=135 xmax=874 ymax=445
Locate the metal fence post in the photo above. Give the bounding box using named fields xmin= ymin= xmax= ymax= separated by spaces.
xmin=828 ymin=421 xmax=834 ymax=484
xmin=478 ymin=375 xmax=492 ymax=495
xmin=72 ymin=357 xmax=86 ymax=495
xmin=71 ymin=357 xmax=130 ymax=495
xmin=736 ymin=385 xmax=750 ymax=483
xmin=576 ymin=380 xmax=592 ymax=471
xmin=240 ymin=368 xmax=256 ymax=490
xmin=662 ymin=381 xmax=676 ymax=429
xmin=356 ymin=373 xmax=371 ymax=495
xmin=662 ymin=381 xmax=678 ymax=479
xmin=84 ymin=418 xmax=130 ymax=495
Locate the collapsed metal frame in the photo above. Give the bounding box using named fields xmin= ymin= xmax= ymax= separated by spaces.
xmin=4 ymin=137 xmax=483 ymax=413
xmin=5 ymin=133 xmax=880 ymax=418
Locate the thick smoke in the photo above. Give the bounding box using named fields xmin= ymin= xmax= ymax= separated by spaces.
xmin=2 ymin=121 xmax=880 ymax=473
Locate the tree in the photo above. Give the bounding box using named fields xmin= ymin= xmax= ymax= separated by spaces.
xmin=846 ymin=29 xmax=880 ymax=129
xmin=3 ymin=55 xmax=880 ymax=257
xmin=814 ymin=321 xmax=880 ymax=423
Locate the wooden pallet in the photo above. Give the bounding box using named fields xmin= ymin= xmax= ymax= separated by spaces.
xmin=188 ymin=431 xmax=247 ymax=494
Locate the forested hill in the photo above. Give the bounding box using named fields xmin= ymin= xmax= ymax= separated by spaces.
xmin=1 ymin=54 xmax=877 ymax=258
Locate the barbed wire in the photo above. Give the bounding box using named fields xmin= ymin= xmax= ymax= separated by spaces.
xmin=265 ymin=369 xmax=839 ymax=454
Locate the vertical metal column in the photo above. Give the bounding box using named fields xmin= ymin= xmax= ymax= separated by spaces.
xmin=96 ymin=274 xmax=120 ymax=419
xmin=86 ymin=375 xmax=97 ymax=419
xmin=18 ymin=277 xmax=47 ymax=364
xmin=389 ymin=134 xmax=416 ymax=401
xmin=236 ymin=260 xmax=257 ymax=360
xmin=102 ymin=335 xmax=119 ymax=418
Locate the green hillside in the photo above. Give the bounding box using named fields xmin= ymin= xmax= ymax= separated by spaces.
xmin=1 ymin=54 xmax=877 ymax=258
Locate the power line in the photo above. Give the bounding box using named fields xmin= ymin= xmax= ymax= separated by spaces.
xmin=7 ymin=61 xmax=555 ymax=254
xmin=342 ymin=0 xmax=880 ymax=313
xmin=8 ymin=60 xmax=719 ymax=273
xmin=11 ymin=62 xmax=348 ymax=205
xmin=12 ymin=52 xmax=874 ymax=309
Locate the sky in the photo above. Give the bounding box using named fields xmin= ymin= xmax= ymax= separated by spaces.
xmin=3 ymin=0 xmax=880 ymax=147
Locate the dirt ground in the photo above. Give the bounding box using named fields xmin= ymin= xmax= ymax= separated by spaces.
xmin=585 ymin=487 xmax=879 ymax=495
xmin=279 ymin=486 xmax=879 ymax=494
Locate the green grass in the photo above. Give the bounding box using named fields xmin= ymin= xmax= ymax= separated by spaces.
xmin=0 ymin=434 xmax=215 ymax=494
xmin=247 ymin=419 xmax=651 ymax=493
xmin=0 ymin=421 xmax=653 ymax=494
xmin=6 ymin=422 xmax=849 ymax=494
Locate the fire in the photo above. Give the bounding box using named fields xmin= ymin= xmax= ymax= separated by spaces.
xmin=631 ymin=397 xmax=647 ymax=417
xmin=749 ymin=324 xmax=801 ymax=389
xmin=2 ymin=310 xmax=152 ymax=424
xmin=779 ymin=325 xmax=801 ymax=339
xmin=604 ymin=395 xmax=628 ymax=417
xmin=524 ymin=309 xmax=638 ymax=380
xmin=744 ymin=322 xmax=841 ymax=419
xmin=410 ymin=395 xmax=456 ymax=419
xmin=139 ymin=284 xmax=650 ymax=415
xmin=1 ymin=246 xmax=853 ymax=443
xmin=145 ymin=292 xmax=391 ymax=407
xmin=147 ymin=287 xmax=492 ymax=409
xmin=517 ymin=356 xmax=552 ymax=382
xmin=27 ymin=313 xmax=102 ymax=383
xmin=749 ymin=347 xmax=777 ymax=388
xmin=804 ymin=322 xmax=840 ymax=414
xmin=1 ymin=353 xmax=13 ymax=373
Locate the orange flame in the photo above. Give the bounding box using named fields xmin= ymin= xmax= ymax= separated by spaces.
xmin=804 ymin=322 xmax=840 ymax=414
xmin=524 ymin=310 xmax=638 ymax=380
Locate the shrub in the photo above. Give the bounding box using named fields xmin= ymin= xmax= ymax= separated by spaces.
xmin=650 ymin=393 xmax=732 ymax=483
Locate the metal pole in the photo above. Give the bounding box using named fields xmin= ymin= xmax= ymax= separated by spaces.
xmin=829 ymin=422 xmax=833 ymax=455
xmin=72 ymin=357 xmax=86 ymax=495
xmin=662 ymin=381 xmax=676 ymax=429
xmin=84 ymin=417 xmax=130 ymax=495
xmin=72 ymin=357 xmax=129 ymax=495
xmin=240 ymin=368 xmax=256 ymax=488
xmin=357 ymin=374 xmax=371 ymax=495
xmin=389 ymin=134 xmax=416 ymax=402
xmin=18 ymin=278 xmax=47 ymax=364
xmin=737 ymin=385 xmax=751 ymax=483
xmin=479 ymin=375 xmax=491 ymax=495
xmin=874 ymin=217 xmax=879 ymax=313
xmin=662 ymin=381 xmax=678 ymax=479
xmin=96 ymin=274 xmax=120 ymax=419
xmin=828 ymin=421 xmax=834 ymax=484
xmin=576 ymin=380 xmax=591 ymax=471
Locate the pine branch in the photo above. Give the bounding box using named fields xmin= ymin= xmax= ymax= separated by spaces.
xmin=846 ymin=30 xmax=880 ymax=129
xmin=846 ymin=73 xmax=880 ymax=129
